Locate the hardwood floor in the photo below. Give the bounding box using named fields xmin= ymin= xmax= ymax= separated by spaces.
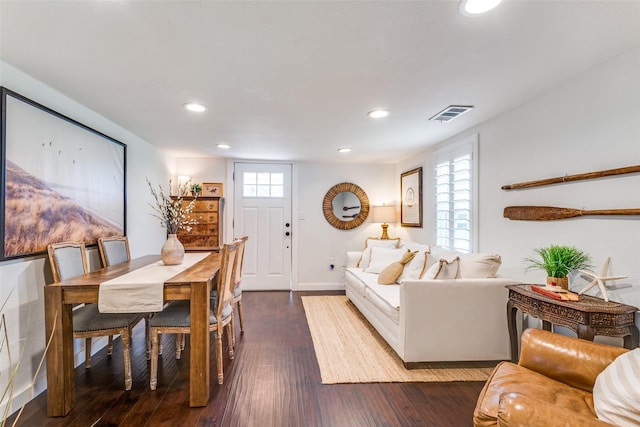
xmin=10 ymin=291 xmax=486 ymax=426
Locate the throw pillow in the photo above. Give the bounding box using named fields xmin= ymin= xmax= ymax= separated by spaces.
xmin=364 ymin=246 xmax=407 ymax=274
xmin=423 ymin=257 xmax=460 ymax=280
xmin=378 ymin=251 xmax=418 ymax=285
xmin=458 ymin=253 xmax=502 ymax=278
xmin=357 ymin=238 xmax=401 ymax=269
xmin=593 ymin=348 xmax=640 ymax=426
xmin=397 ymin=250 xmax=430 ymax=284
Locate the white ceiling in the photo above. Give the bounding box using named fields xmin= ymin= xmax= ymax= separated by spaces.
xmin=1 ymin=1 xmax=639 ymax=164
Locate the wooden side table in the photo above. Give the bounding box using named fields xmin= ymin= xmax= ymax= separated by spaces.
xmin=506 ymin=284 xmax=639 ymax=362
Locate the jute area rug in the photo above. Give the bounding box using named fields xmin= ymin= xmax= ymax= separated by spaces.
xmin=301 ymin=295 xmax=495 ymax=384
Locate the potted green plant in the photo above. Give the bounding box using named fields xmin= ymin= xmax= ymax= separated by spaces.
xmin=190 ymin=182 xmax=202 ymax=196
xmin=524 ymin=245 xmax=592 ymax=290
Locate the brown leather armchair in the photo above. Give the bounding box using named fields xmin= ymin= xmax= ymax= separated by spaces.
xmin=473 ymin=328 xmax=628 ymax=427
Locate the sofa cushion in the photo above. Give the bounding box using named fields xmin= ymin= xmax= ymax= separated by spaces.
xmin=473 ymin=361 xmax=597 ymax=427
xmin=344 ymin=268 xmax=373 ymax=297
xmin=593 ymin=348 xmax=640 ymax=426
xmin=423 ymin=257 xmax=460 ymax=279
xmin=357 ymin=238 xmax=401 ymax=268
xmin=364 ymin=283 xmax=400 ymax=324
xmin=364 ymin=246 xmax=407 ymax=274
xmin=459 ymin=253 xmax=502 ymax=278
xmin=378 ymin=251 xmax=417 ymax=285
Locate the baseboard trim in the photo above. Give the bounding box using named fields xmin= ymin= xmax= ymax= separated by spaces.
xmin=295 ymin=282 xmax=345 ymax=291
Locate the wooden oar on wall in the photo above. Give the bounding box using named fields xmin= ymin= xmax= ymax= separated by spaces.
xmin=504 ymin=206 xmax=640 ymax=221
xmin=501 ymin=164 xmax=640 ymax=190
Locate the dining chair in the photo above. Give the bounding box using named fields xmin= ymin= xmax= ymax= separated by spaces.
xmin=149 ymin=240 xmax=240 ymax=389
xmin=97 ymin=236 xmax=131 ymax=267
xmin=97 ymin=236 xmax=151 ymax=359
xmin=47 ymin=241 xmax=143 ymax=390
xmin=232 ymin=235 xmax=248 ymax=333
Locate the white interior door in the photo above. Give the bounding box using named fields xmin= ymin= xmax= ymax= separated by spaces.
xmin=233 ymin=162 xmax=292 ymax=290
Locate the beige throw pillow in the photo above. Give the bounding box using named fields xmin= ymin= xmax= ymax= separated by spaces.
xmin=423 ymin=257 xmax=460 ymax=280
xmin=378 ymin=251 xmax=418 ymax=285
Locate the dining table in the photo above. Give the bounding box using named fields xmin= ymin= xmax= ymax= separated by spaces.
xmin=43 ymin=252 xmax=221 ymax=417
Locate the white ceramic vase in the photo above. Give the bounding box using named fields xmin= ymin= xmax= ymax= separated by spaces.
xmin=161 ymin=234 xmax=185 ymax=265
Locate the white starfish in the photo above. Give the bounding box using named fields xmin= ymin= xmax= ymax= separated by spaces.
xmin=577 ymin=257 xmax=627 ymax=302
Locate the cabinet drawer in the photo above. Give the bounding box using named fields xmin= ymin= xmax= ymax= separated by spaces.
xmin=186 ymin=212 xmax=218 ymax=223
xmin=181 ymin=224 xmax=218 ymax=234
xmin=178 ymin=235 xmax=219 ymax=248
xmin=191 ymin=200 xmax=219 ymax=211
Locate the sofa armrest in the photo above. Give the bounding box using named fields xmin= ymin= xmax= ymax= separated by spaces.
xmin=518 ymin=328 xmax=628 ymax=393
xmin=401 ymin=278 xmax=520 ymax=361
xmin=346 ymin=251 xmax=363 ymax=268
xmin=497 ymin=393 xmax=615 ymax=427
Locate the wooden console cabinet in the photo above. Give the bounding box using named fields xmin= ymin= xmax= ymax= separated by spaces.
xmin=174 ymin=196 xmax=224 ymax=251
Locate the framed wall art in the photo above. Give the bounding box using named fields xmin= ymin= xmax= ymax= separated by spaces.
xmin=400 ymin=167 xmax=422 ymax=227
xmin=202 ymin=182 xmax=223 ymax=197
xmin=0 ymin=87 xmax=126 ymax=260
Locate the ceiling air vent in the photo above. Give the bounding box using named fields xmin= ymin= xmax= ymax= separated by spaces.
xmin=429 ymin=105 xmax=474 ymax=122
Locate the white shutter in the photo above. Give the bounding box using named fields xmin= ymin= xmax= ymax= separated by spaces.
xmin=433 ymin=135 xmax=478 ymax=253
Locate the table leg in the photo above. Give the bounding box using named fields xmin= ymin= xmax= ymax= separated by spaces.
xmin=189 ymin=279 xmax=211 ymax=407
xmin=44 ymin=286 xmax=75 ymax=416
xmin=577 ymin=324 xmax=595 ymax=341
xmin=506 ymin=299 xmax=519 ymax=363
xmin=624 ymin=325 xmax=639 ymax=349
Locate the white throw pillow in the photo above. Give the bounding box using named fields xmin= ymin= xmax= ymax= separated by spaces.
xmin=357 ymin=238 xmax=400 ymax=269
xmin=364 ymin=247 xmax=407 ymax=274
xmin=458 ymin=253 xmax=502 ymax=278
xmin=593 ymin=348 xmax=640 ymax=427
xmin=397 ymin=250 xmax=430 ymax=283
xmin=423 ymin=257 xmax=460 ymax=280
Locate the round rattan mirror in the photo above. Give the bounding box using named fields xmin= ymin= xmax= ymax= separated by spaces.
xmin=322 ymin=182 xmax=370 ymax=230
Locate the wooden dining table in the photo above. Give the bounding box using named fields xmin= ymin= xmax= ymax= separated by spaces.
xmin=44 ymin=252 xmax=221 ymax=417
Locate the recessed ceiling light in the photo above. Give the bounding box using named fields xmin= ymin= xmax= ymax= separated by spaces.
xmin=337 ymin=148 xmax=352 ymax=153
xmin=217 ymin=143 xmax=231 ymax=149
xmin=367 ymin=109 xmax=390 ymax=119
xmin=459 ymin=0 xmax=503 ymax=16
xmin=184 ymin=102 xmax=207 ymax=112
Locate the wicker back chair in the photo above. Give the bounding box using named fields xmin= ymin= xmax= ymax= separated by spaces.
xmin=149 ymin=240 xmax=240 ymax=389
xmin=47 ymin=241 xmax=143 ymax=390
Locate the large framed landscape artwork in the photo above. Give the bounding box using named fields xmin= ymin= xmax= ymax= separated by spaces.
xmin=0 ymin=87 xmax=126 ymax=260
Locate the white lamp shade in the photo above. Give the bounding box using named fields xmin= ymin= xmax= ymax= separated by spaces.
xmin=372 ymin=205 xmax=397 ymax=224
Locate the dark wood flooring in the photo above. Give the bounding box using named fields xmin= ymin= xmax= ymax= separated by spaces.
xmin=10 ymin=291 xmax=486 ymax=426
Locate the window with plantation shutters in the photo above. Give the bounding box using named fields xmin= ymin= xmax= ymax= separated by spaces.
xmin=433 ymin=135 xmax=478 ymax=253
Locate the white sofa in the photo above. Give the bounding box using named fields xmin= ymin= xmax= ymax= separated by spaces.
xmin=344 ymin=239 xmax=520 ymax=366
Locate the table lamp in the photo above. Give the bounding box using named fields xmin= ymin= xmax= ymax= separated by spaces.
xmin=372 ymin=205 xmax=397 ymax=240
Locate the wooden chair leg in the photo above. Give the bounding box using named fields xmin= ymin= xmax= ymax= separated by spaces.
xmin=85 ymin=338 xmax=92 ymax=368
xmin=237 ymin=300 xmax=245 ymax=333
xmin=216 ymin=331 xmax=224 ymax=385
xmin=145 ymin=315 xmax=151 ymax=360
xmin=180 ymin=333 xmax=186 ymax=350
xmin=107 ymin=335 xmax=114 ymax=355
xmin=122 ymin=328 xmax=132 ymax=391
xmin=158 ymin=332 xmax=163 ymax=355
xmin=227 ymin=323 xmax=235 ymax=359
xmin=230 ymin=316 xmax=236 ymax=348
xmin=175 ymin=333 xmax=183 ymax=360
xmin=150 ymin=329 xmax=159 ymax=390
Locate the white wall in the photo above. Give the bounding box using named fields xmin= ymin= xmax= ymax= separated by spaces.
xmin=0 ymin=62 xmax=172 ymax=416
xmin=295 ymin=162 xmax=397 ymax=289
xmin=399 ymin=48 xmax=640 ymax=339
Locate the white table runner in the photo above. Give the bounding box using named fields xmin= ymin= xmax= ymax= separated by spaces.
xmin=98 ymin=252 xmax=211 ymax=313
